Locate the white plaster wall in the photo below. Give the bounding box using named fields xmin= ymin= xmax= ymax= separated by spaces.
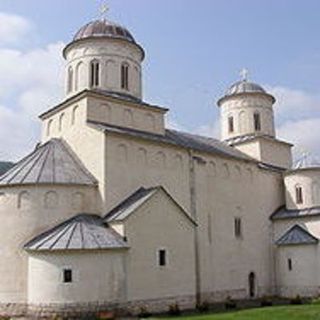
xmin=122 ymin=189 xmax=196 ymax=302
xmin=28 ymin=251 xmax=127 ymax=304
xmin=235 ymin=138 xmax=292 ymax=169
xmin=64 ymin=38 xmax=143 ymax=99
xmin=104 ymin=131 xmax=284 ymax=300
xmin=276 ymin=245 xmax=318 ymax=297
xmin=285 ymin=169 xmax=320 ymax=210
xmin=86 ymin=95 xmax=166 ymax=135
xmin=220 ymin=94 xmax=275 ymax=141
xmin=193 ymin=155 xmax=284 ymax=300
xmin=0 ymin=184 xmax=98 ymax=303
xmin=273 ymin=216 xmax=320 ymax=296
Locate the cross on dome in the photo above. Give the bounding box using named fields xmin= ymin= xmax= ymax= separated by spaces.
xmin=240 ymin=68 xmax=249 ymax=81
xmin=99 ymin=2 xmax=109 ymax=19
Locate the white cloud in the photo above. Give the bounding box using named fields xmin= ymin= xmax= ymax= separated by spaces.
xmin=0 ymin=13 xmax=64 ymax=161
xmin=0 ymin=12 xmax=32 ymax=45
xmin=194 ymin=121 xmax=220 ymax=139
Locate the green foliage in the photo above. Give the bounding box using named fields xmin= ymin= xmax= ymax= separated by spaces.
xmin=158 ymin=304 xmax=320 ymax=320
xmin=168 ymin=302 xmax=181 ymax=316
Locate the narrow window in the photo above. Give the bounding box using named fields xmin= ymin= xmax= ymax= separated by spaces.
xmin=253 ymin=112 xmax=261 ymax=131
xmin=121 ymin=63 xmax=129 ymax=90
xmin=158 ymin=249 xmax=166 ymax=266
xmin=90 ymin=60 xmax=100 ymax=87
xmin=228 ymin=116 xmax=234 ymax=133
xmin=234 ymin=217 xmax=242 ymax=238
xmin=63 ymin=269 xmax=72 ymax=283
xmin=288 ymin=258 xmax=292 ymax=271
xmin=296 ymin=185 xmax=303 ymax=204
xmin=67 ymin=67 xmax=73 ymax=93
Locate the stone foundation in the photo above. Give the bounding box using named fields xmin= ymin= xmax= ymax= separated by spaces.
xmin=0 ymin=295 xmax=196 ymax=319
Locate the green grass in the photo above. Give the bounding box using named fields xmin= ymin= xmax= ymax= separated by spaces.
xmin=157 ymin=304 xmax=320 ymax=320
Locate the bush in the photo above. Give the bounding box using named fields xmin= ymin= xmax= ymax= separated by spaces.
xmin=168 ymin=302 xmax=181 ymax=316
xmin=137 ymin=305 xmax=152 ymax=318
xmin=260 ymin=296 xmax=273 ymax=307
xmin=196 ymin=300 xmax=210 ymax=312
xmin=225 ymin=296 xmax=236 ymax=310
xmin=290 ymin=295 xmax=303 ymax=305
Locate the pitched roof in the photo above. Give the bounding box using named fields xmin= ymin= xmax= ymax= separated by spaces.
xmin=104 ymin=187 xmax=158 ymax=222
xmin=89 ymin=121 xmax=254 ymax=163
xmin=0 ymin=162 xmax=14 ymax=176
xmin=24 ymin=214 xmax=128 ymax=251
xmin=271 ymin=206 xmax=320 ymax=220
xmin=0 ymin=139 xmax=97 ymax=186
xmin=276 ymin=225 xmax=318 ymax=246
xmin=104 ymin=186 xmax=196 ymax=226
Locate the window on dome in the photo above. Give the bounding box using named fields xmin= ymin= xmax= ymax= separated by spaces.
xmin=121 ymin=63 xmax=129 ymax=90
xmin=295 ymin=185 xmax=303 ymax=204
xmin=67 ymin=67 xmax=73 ymax=93
xmin=228 ymin=116 xmax=234 ymax=133
xmin=90 ymin=60 xmax=100 ymax=88
xmin=158 ymin=249 xmax=167 ymax=267
xmin=253 ymin=112 xmax=261 ymax=131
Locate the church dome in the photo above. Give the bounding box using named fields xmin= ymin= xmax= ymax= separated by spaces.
xmin=225 ymin=80 xmax=266 ymax=96
xmin=73 ymin=19 xmax=136 ymax=44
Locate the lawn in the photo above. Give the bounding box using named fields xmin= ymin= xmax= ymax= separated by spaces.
xmin=158 ymin=304 xmax=320 ymax=320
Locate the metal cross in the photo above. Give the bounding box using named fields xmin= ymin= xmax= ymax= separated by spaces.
xmin=99 ymin=2 xmax=109 ymax=19
xmin=240 ymin=68 xmax=249 ymax=81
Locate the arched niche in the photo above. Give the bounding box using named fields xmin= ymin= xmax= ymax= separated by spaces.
xmin=44 ymin=191 xmax=59 ymax=209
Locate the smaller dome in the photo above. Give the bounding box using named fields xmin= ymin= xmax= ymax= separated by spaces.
xmin=73 ymin=19 xmax=136 ymax=44
xmin=225 ymin=80 xmax=266 ymax=96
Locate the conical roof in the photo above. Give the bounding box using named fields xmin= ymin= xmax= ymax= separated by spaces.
xmin=0 ymin=139 xmax=97 ymax=186
xmin=24 ymin=214 xmax=128 ymax=251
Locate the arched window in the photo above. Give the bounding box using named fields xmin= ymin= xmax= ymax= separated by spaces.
xmin=59 ymin=113 xmax=65 ymax=131
xmin=121 ymin=63 xmax=129 ymax=90
xmin=18 ymin=191 xmax=30 ymax=209
xmin=253 ymin=112 xmax=261 ymax=131
xmin=67 ymin=67 xmax=73 ymax=93
xmin=228 ymin=116 xmax=234 ymax=133
xmin=72 ymin=105 xmax=79 ymax=125
xmin=47 ymin=119 xmax=53 ymax=136
xmin=90 ymin=60 xmax=100 ymax=87
xmin=248 ymin=272 xmax=256 ymax=298
xmin=295 ymin=185 xmax=303 ymax=204
xmin=75 ymin=61 xmax=84 ymax=91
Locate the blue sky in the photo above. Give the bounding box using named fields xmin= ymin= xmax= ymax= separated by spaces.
xmin=0 ymin=0 xmax=320 ymax=160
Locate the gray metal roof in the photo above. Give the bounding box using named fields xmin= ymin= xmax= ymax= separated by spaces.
xmin=0 ymin=139 xmax=97 ymax=186
xmin=271 ymin=206 xmax=320 ymax=220
xmin=105 ymin=187 xmax=158 ymax=222
xmin=0 ymin=162 xmax=14 ymax=176
xmin=74 ymin=19 xmax=136 ymax=44
xmin=217 ymin=79 xmax=275 ymax=106
xmin=88 ymin=121 xmax=255 ymax=163
xmin=24 ymin=214 xmax=128 ymax=251
xmin=104 ymin=186 xmax=196 ymax=225
xmin=276 ymin=225 xmax=318 ymax=246
xmin=225 ymin=80 xmax=266 ymax=96
xmin=294 ymin=154 xmax=320 ymax=170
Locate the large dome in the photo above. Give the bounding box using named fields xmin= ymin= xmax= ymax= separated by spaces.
xmin=225 ymin=80 xmax=266 ymax=96
xmin=73 ymin=19 xmax=136 ymax=44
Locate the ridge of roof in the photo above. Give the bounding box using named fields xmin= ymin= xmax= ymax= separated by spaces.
xmin=104 ymin=186 xmax=197 ymax=226
xmin=88 ymin=120 xmax=256 ymax=163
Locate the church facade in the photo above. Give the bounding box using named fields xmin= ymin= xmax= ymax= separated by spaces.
xmin=0 ymin=16 xmax=319 ymax=318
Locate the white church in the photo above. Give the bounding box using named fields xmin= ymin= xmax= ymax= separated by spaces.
xmin=0 ymin=14 xmax=319 ymax=318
